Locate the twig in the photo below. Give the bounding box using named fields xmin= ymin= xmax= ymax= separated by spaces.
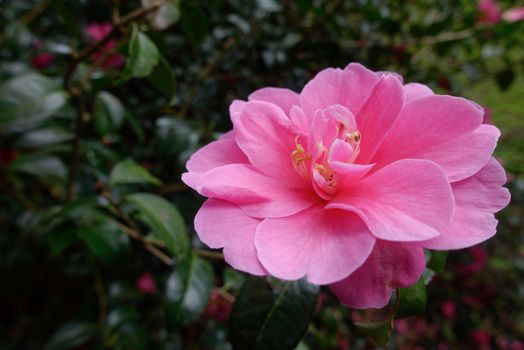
xmin=103 ymin=190 xmax=175 ymax=266
xmin=63 ymin=1 xmax=168 ymax=200
xmin=213 ymin=287 xmax=235 ymax=303
xmin=112 ymin=0 xmax=121 ymax=25
xmin=65 ymin=87 xmax=90 ymax=200
xmin=20 ymin=0 xmax=50 ymax=25
xmin=194 ymin=248 xmax=224 ymax=260
xmin=63 ymin=0 xmax=168 ymax=90
xmin=157 ymin=182 xmax=188 ymax=195
xmin=93 ymin=271 xmax=109 ymax=343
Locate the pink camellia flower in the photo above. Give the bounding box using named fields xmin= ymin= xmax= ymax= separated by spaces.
xmin=86 ymin=22 xmax=125 ymax=70
xmin=477 ymin=0 xmax=502 ymax=24
xmin=502 ymin=7 xmax=524 ymax=22
xmin=182 ymin=63 xmax=510 ymax=309
xmin=135 ymin=272 xmax=156 ymax=294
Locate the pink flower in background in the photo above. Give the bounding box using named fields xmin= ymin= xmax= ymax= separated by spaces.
xmin=441 ymin=300 xmax=456 ymax=318
xmin=86 ymin=22 xmax=125 ymax=70
xmin=457 ymin=246 xmax=488 ymax=274
xmin=470 ymin=330 xmax=491 ymax=349
xmin=182 ymin=63 xmax=510 ymax=309
xmin=31 ymin=52 xmax=55 ymax=69
xmin=136 ymin=272 xmax=156 ymax=294
xmin=204 ymin=290 xmax=232 ymax=322
xmin=502 ymin=7 xmax=524 ymax=22
xmin=477 ymin=0 xmax=501 ymax=24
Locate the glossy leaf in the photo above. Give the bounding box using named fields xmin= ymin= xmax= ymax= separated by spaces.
xmin=123 ymin=24 xmax=160 ymax=79
xmin=125 ymin=193 xmax=189 ymax=261
xmin=165 ymin=254 xmax=214 ymax=326
xmin=13 ymin=126 xmax=73 ymax=149
xmin=229 ymin=278 xmax=318 ymax=350
xmin=45 ymin=321 xmax=98 ymax=350
xmin=93 ymin=91 xmax=125 ymax=137
xmin=147 ymin=55 xmax=177 ymax=105
xmin=8 ymin=154 xmax=67 ymax=182
xmin=77 ymin=220 xmax=131 ymax=264
xmin=0 ymin=73 xmax=66 ymax=128
xmin=395 ymin=277 xmax=428 ymax=318
xmin=143 ymin=0 xmax=180 ymax=30
xmin=109 ymin=159 xmax=162 ymax=186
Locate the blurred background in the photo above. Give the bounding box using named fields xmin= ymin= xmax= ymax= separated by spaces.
xmin=0 ymin=0 xmax=523 ymax=349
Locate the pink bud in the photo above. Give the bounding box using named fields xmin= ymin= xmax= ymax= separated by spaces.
xmin=440 ymin=300 xmax=456 ymax=318
xmin=136 ymin=272 xmax=156 ymax=294
xmin=31 ymin=53 xmax=55 ymax=69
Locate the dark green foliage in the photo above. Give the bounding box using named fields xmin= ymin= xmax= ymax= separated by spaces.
xmin=1 ymin=0 xmax=523 ymax=349
xmin=229 ymin=278 xmax=318 ymax=350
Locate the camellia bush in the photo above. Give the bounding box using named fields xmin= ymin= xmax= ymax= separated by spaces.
xmin=1 ymin=0 xmax=523 ymax=349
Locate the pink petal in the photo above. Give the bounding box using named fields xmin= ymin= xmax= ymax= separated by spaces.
xmin=404 ymin=83 xmax=433 ymax=103
xmin=254 ymin=204 xmax=376 ymax=284
xmin=229 ymin=100 xmax=247 ymax=120
xmin=182 ymin=131 xmax=248 ymax=188
xmin=328 ymin=159 xmax=454 ymax=242
xmin=328 ymin=140 xmax=375 ymax=181
xmin=232 ymin=100 xmax=303 ymax=182
xmin=330 ymin=241 xmax=426 ymax=309
xmin=422 ymin=158 xmax=510 ymax=249
xmin=248 ymin=87 xmax=299 ymax=115
xmin=195 ymin=199 xmax=266 ymax=275
xmin=299 ymin=63 xmax=380 ymax=120
xmin=373 ymin=94 xmax=488 ymax=182
xmin=503 ymin=7 xmax=524 ymax=22
xmin=289 ymin=106 xmax=310 ymax=134
xmin=354 ymin=74 xmax=405 ymax=164
xmin=196 ymin=164 xmax=318 ymax=218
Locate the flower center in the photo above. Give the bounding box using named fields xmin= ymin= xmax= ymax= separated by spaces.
xmin=291 ymin=119 xmax=362 ymax=199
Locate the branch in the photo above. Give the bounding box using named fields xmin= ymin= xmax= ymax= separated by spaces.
xmin=63 ymin=0 xmax=168 ymax=90
xmin=63 ymin=0 xmax=168 ymax=200
xmin=20 ymin=0 xmax=50 ymax=25
xmin=102 ymin=189 xmax=175 ymax=266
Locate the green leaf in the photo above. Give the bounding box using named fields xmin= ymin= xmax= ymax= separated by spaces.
xmin=354 ymin=321 xmax=391 ymax=348
xmin=113 ymin=324 xmax=148 ymax=350
xmin=147 ymin=55 xmax=177 ymax=105
xmin=93 ymin=91 xmax=125 ymax=137
xmin=395 ymin=277 xmax=428 ymax=318
xmin=108 ymin=306 xmax=140 ymax=331
xmin=13 ymin=126 xmax=73 ymax=149
xmin=180 ymin=1 xmax=210 ymax=46
xmin=427 ymin=250 xmax=448 ymax=273
xmin=77 ymin=220 xmax=130 ymax=264
xmin=165 ymin=254 xmax=214 ymax=326
xmin=0 ymin=73 xmax=66 ymax=128
xmin=45 ymin=321 xmax=98 ymax=350
xmin=223 ymin=267 xmax=247 ymax=292
xmin=123 ymin=24 xmax=160 ymax=79
xmin=145 ymin=1 xmax=181 ymax=30
xmin=229 ymin=278 xmax=318 ymax=350
xmin=125 ymin=193 xmax=188 ymax=261
xmin=110 ymin=159 xmax=162 ymax=186
xmin=8 ymin=154 xmax=66 ymax=183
